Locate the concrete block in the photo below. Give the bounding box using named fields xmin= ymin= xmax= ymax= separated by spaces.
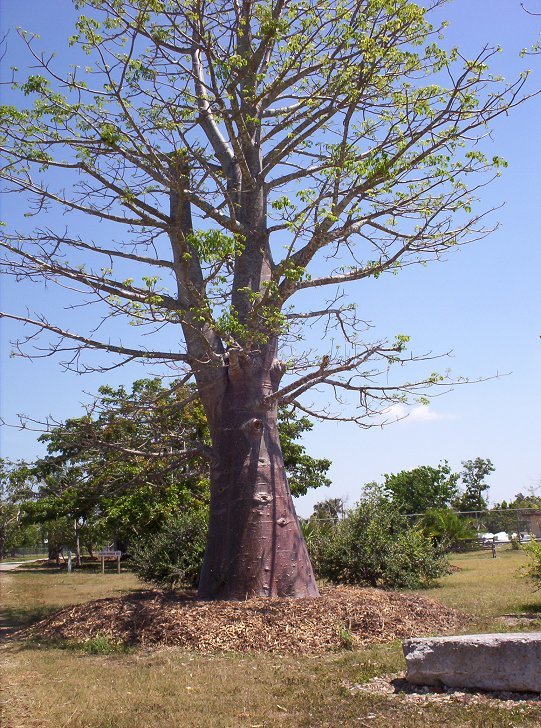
xmin=403 ymin=632 xmax=541 ymax=693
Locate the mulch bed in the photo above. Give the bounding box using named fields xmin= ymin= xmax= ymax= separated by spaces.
xmin=22 ymin=586 xmax=468 ymax=654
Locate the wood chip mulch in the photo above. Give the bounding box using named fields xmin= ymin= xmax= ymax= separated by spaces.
xmin=21 ymin=586 xmax=468 ymax=654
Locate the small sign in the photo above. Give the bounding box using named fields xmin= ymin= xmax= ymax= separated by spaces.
xmin=98 ymin=550 xmax=122 ymax=574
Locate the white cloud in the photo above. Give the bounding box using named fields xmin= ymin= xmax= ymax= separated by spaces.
xmin=383 ymin=404 xmax=456 ymax=424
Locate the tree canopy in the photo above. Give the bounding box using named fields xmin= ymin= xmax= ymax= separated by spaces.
xmin=0 ymin=459 xmax=39 ymax=558
xmin=454 ymin=457 xmax=495 ymax=511
xmin=383 ymin=461 xmax=459 ymax=514
xmin=0 ymin=0 xmax=527 ymax=416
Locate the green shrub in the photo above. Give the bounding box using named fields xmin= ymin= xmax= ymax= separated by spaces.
xmin=337 ymin=626 xmax=354 ymax=650
xmin=383 ymin=527 xmax=450 ymax=589
xmin=129 ymin=509 xmax=207 ymax=589
xmin=308 ymin=491 xmax=449 ymax=589
xmin=520 ymin=538 xmax=541 ymax=587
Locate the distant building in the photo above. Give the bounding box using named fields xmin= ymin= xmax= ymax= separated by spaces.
xmin=521 ymin=510 xmax=541 ymax=539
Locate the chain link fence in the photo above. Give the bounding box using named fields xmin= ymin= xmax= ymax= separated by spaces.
xmin=1 ymin=546 xmax=49 ymax=560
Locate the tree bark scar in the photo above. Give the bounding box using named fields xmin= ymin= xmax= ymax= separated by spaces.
xmin=241 ymin=417 xmax=263 ymax=440
xmin=226 ymin=347 xmax=248 ymax=383
xmin=254 ymin=492 xmax=273 ymax=504
xmin=270 ymin=358 xmax=286 ymax=389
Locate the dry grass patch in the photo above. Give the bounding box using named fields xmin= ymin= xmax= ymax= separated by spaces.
xmin=3 ymin=553 xmax=541 ymax=727
xmin=3 ymin=644 xmax=541 ymax=728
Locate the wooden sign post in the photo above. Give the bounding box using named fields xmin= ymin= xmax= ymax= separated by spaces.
xmin=98 ymin=550 xmax=122 ymax=574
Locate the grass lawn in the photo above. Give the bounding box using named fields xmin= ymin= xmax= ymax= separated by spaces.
xmin=2 ymin=551 xmax=541 ymax=727
xmin=417 ymin=548 xmax=541 ymax=619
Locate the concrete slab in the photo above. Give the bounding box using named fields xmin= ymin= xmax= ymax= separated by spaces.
xmin=403 ymin=633 xmax=541 ymax=693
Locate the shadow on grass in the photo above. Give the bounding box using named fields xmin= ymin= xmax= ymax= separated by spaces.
xmin=512 ymin=602 xmax=541 ymax=615
xmin=17 ymin=634 xmax=136 ymax=656
xmin=0 ymin=605 xmax=58 ymax=638
xmin=11 ymin=563 xmax=132 ymax=575
xmin=10 ymin=566 xmax=64 ymax=575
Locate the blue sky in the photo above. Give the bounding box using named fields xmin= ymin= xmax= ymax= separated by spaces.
xmin=1 ymin=0 xmax=540 ymax=516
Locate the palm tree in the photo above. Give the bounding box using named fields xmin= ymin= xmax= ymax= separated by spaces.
xmin=421 ymin=509 xmax=476 ymax=551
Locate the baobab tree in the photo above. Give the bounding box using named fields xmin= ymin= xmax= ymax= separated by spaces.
xmin=0 ymin=0 xmax=528 ymax=598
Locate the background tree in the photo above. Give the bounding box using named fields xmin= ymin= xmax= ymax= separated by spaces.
xmin=508 ymin=491 xmax=541 ymax=510
xmin=22 ymin=465 xmax=91 ymax=564
xmin=454 ymin=457 xmax=495 ymax=512
xmin=0 ymin=460 xmax=39 ymax=559
xmin=310 ymin=498 xmax=345 ymax=525
xmin=383 ymin=462 xmax=459 ymax=514
xmin=482 ymin=501 xmax=522 ymax=535
xmin=0 ymin=0 xmax=528 ymax=598
xmin=279 ymin=411 xmax=332 ymax=497
xmin=19 ymin=377 xmax=331 ymax=557
xmin=483 ymin=490 xmax=541 ymax=535
xmin=30 ymin=379 xmax=212 ymax=551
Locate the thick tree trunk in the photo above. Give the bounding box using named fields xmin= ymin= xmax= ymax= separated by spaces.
xmin=169 ymin=154 xmax=317 ymax=600
xmin=198 ymin=349 xmax=319 ymax=600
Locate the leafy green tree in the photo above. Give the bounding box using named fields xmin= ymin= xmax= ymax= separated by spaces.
xmin=509 ymin=492 xmax=541 ymax=510
xmin=454 ymin=458 xmax=495 ymax=512
xmin=32 ymin=380 xmax=211 ymax=550
xmin=0 ymin=460 xmax=39 ymax=559
xmin=482 ymin=501 xmax=519 ymax=535
xmin=0 ymin=0 xmax=528 ymax=598
xmin=43 ymin=518 xmax=83 ymax=565
xmin=484 ymin=491 xmax=541 ymax=535
xmin=383 ymin=462 xmax=459 ymax=514
xmin=279 ymin=410 xmax=332 ymax=497
xmin=21 ymin=462 xmax=106 ymax=563
xmin=22 ymin=378 xmax=331 ymax=552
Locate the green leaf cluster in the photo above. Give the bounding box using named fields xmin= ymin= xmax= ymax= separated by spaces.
xmin=383 ymin=462 xmax=460 ymax=515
